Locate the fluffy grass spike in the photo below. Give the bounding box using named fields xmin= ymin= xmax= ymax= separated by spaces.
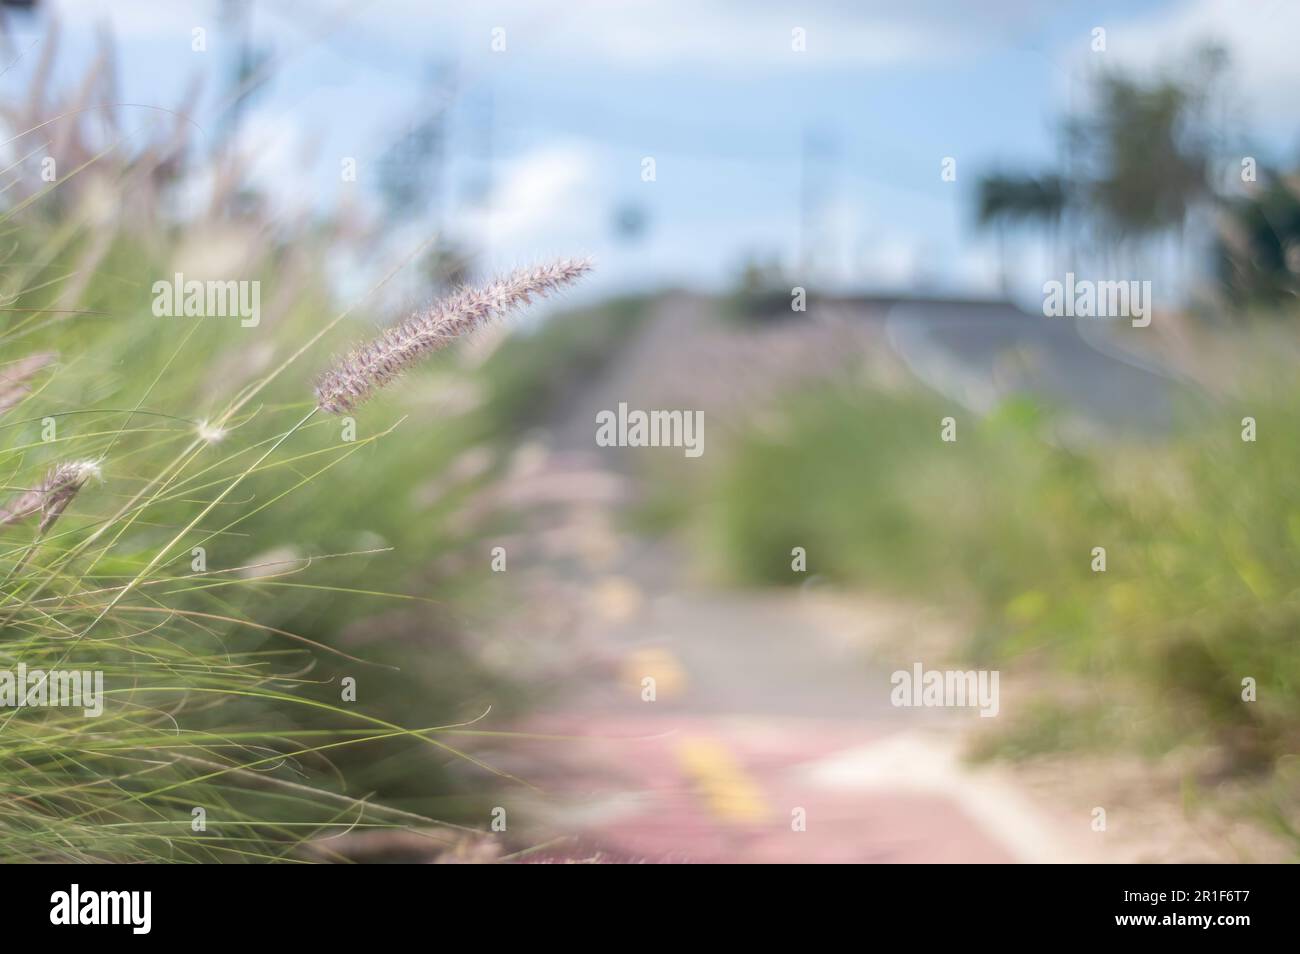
xmin=0 ymin=459 xmax=100 ymax=532
xmin=314 ymin=258 xmax=591 ymax=414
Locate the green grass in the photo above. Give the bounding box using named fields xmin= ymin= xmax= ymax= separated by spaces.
xmin=0 ymin=177 xmax=655 ymax=859
xmin=0 ymin=139 xmax=640 ymax=859
xmin=685 ymin=373 xmax=1300 ymax=782
xmin=478 ymin=293 xmax=650 ymax=431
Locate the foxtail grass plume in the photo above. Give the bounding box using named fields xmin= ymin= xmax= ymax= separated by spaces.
xmin=0 ymin=459 xmax=101 ymax=532
xmin=314 ymin=258 xmax=591 ymax=414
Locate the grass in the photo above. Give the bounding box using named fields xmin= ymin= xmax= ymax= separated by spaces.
xmin=0 ymin=180 xmax=639 ymax=859
xmin=479 ymin=293 xmax=651 ymax=431
xmin=1 ymin=247 xmax=483 ymax=859
xmin=678 ymin=356 xmax=1300 ymax=825
xmin=0 ymin=62 xmax=612 ymax=857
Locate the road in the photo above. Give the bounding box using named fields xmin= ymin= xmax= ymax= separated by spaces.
xmin=484 ymin=294 xmax=1118 ymax=863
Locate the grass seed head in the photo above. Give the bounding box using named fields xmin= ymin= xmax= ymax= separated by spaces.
xmin=0 ymin=458 xmax=101 ymax=532
xmin=314 ymin=258 xmax=591 ymax=414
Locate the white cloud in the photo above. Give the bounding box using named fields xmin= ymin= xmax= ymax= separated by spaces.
xmin=351 ymin=0 xmax=995 ymax=72
xmin=541 ymin=3 xmax=953 ymax=71
xmin=48 ymin=0 xmax=1021 ymax=74
xmin=463 ymin=141 xmax=600 ymax=251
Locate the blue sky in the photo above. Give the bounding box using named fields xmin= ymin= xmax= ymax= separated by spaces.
xmin=7 ymin=0 xmax=1300 ymax=302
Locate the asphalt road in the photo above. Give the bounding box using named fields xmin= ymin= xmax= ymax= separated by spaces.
xmin=490 ymin=295 xmax=1116 ymax=863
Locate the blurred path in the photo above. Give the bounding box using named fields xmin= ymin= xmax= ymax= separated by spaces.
xmin=882 ymin=299 xmax=1186 ymax=435
xmin=489 ymin=296 xmax=1097 ymax=863
xmin=508 ymin=583 xmax=1080 ymax=863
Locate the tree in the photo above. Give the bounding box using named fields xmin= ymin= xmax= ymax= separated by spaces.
xmin=1215 ymin=172 xmax=1300 ymax=309
xmin=974 ymin=172 xmax=1069 ymax=292
xmin=973 ymin=45 xmax=1230 ymax=290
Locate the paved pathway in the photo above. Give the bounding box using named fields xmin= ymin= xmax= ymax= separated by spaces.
xmin=484 ymin=297 xmax=1097 ymax=863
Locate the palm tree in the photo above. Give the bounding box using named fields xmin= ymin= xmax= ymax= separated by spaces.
xmin=1066 ymin=44 xmax=1227 ymax=279
xmin=974 ymin=46 xmax=1229 ymax=293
